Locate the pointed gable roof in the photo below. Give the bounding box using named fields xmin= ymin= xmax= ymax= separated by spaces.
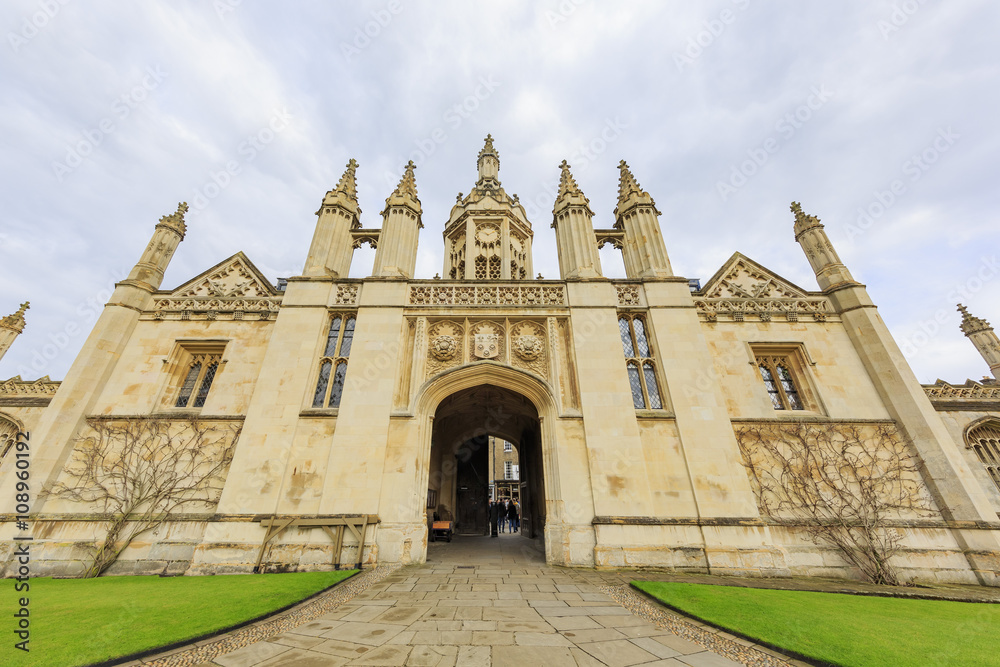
xmin=699 ymin=252 xmax=814 ymax=299
xmin=168 ymin=252 xmax=278 ymax=297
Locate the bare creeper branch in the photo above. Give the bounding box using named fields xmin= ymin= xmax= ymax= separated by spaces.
xmin=43 ymin=417 xmax=240 ymax=578
xmin=735 ymin=421 xmax=934 ymax=586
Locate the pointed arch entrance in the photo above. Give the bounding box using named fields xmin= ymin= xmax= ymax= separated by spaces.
xmin=414 ymin=362 xmax=560 ymax=561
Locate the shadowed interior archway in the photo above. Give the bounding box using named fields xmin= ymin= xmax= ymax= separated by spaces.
xmin=426 ymin=384 xmax=546 ymax=543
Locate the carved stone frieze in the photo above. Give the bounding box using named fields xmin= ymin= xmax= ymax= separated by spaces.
xmin=149 ymin=296 xmax=282 ymax=320
xmin=422 ymin=317 xmax=552 ymax=381
xmin=409 ymin=283 xmax=565 ymax=307
xmin=924 ymin=380 xmax=1000 ymax=401
xmin=694 ymin=298 xmax=831 ymax=323
xmin=0 ymin=375 xmax=59 ymax=396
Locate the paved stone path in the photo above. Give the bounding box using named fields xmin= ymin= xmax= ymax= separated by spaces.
xmin=140 ymin=534 xmax=795 ymax=666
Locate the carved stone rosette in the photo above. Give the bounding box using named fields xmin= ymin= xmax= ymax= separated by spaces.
xmin=510 ymin=321 xmax=547 ymax=378
xmin=426 ymin=321 xmax=464 ymax=377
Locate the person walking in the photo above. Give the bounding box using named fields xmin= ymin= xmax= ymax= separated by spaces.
xmin=508 ymin=499 xmax=519 ymax=533
xmin=499 ymin=500 xmax=507 ymax=533
xmin=489 ymin=501 xmax=499 ymax=537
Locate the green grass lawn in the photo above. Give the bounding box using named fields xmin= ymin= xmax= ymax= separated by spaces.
xmin=633 ymin=581 xmax=1000 ymax=667
xmin=4 ymin=569 xmax=357 ymax=667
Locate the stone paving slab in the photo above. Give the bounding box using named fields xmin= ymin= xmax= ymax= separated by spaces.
xmin=141 ymin=535 xmax=793 ymax=667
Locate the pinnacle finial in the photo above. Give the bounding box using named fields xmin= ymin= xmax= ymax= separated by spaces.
xmin=158 ymin=202 xmax=189 ymax=239
xmin=478 ymin=134 xmax=499 ymax=161
xmin=392 ymin=160 xmax=419 ymax=201
xmin=791 ymin=201 xmax=822 ymax=233
xmin=958 ymin=303 xmax=992 ymax=336
xmin=617 ymin=160 xmax=641 ymax=200
xmin=335 ymin=158 xmax=359 ymax=200
xmin=0 ymin=301 xmax=29 ymax=333
xmin=557 ymin=160 xmax=582 ymax=198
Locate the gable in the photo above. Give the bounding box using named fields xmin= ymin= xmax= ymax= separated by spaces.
xmin=169 ymin=252 xmax=277 ymax=298
xmin=700 ymin=253 xmax=813 ymax=299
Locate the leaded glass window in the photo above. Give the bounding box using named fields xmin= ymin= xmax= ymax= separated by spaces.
xmin=174 ymin=354 xmax=222 ymax=409
xmin=756 ymin=356 xmax=805 ymax=411
xmin=313 ymin=313 xmax=356 ymax=409
xmin=618 ymin=314 xmax=664 ymax=410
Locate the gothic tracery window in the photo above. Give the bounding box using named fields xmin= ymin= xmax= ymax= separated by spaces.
xmin=968 ymin=421 xmax=1000 ymax=492
xmin=0 ymin=417 xmax=19 ymax=459
xmin=756 ymin=355 xmax=804 ymax=411
xmin=313 ymin=313 xmax=356 ymax=408
xmin=175 ymin=353 xmax=222 ymax=409
xmin=618 ymin=314 xmax=663 ymax=410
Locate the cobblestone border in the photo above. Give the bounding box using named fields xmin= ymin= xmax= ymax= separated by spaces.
xmin=602 ymin=584 xmax=807 ymax=667
xmin=137 ymin=564 xmax=402 ymax=667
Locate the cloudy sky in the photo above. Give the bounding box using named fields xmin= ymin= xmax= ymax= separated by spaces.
xmin=1 ymin=1 xmax=998 ymax=384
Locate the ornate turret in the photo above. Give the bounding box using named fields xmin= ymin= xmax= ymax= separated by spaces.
xmin=443 ymin=136 xmax=533 ymax=280
xmin=304 ymin=159 xmax=362 ymax=277
xmin=0 ymin=302 xmax=29 ymax=363
xmin=612 ymin=161 xmax=672 ymax=279
xmin=552 ymin=161 xmax=601 ymax=279
xmin=125 ymin=202 xmax=188 ymax=290
xmin=373 ymin=161 xmax=423 ymax=278
xmin=476 ymin=134 xmax=500 ymax=189
xmin=791 ymin=202 xmax=856 ymax=291
xmin=958 ymin=304 xmax=1000 ymax=380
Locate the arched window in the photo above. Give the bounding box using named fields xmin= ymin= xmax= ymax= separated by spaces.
xmin=756 ymin=356 xmax=805 ymax=411
xmin=618 ymin=314 xmax=665 ymax=410
xmin=968 ymin=421 xmax=1000 ymax=492
xmin=313 ymin=313 xmax=356 ymax=409
xmin=0 ymin=416 xmax=20 ymax=459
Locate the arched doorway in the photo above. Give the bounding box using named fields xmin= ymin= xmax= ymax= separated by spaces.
xmin=426 ymin=384 xmax=546 ymax=542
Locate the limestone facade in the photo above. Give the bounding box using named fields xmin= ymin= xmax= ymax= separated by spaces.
xmin=2 ymin=137 xmax=1000 ymax=585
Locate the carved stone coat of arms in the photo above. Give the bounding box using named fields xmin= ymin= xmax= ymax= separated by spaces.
xmin=474 ymin=333 xmax=500 ymax=359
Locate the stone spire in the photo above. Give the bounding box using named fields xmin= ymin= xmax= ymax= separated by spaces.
xmin=0 ymin=302 xmax=29 ymax=364
xmin=0 ymin=302 xmax=29 ymax=334
xmin=791 ymin=201 xmax=855 ymax=291
xmin=551 ymin=161 xmax=600 ymax=279
xmin=126 ymin=202 xmax=188 ymax=290
xmin=958 ymin=304 xmax=1000 ymax=380
xmin=374 ymin=161 xmax=423 ymax=278
xmin=382 ymin=160 xmax=421 ymax=215
xmin=612 ymin=160 xmax=671 ymax=279
xmin=305 ymin=159 xmax=362 ymax=277
xmin=320 ymin=159 xmax=361 ymax=218
xmin=335 ymin=158 xmax=359 ymax=200
xmin=476 ymin=134 xmax=501 ymax=187
xmin=614 ymin=160 xmax=658 ymax=219
xmin=156 ymin=202 xmax=189 ymax=240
